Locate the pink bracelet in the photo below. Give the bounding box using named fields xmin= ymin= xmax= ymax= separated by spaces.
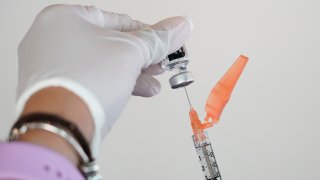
xmin=0 ymin=142 xmax=84 ymax=180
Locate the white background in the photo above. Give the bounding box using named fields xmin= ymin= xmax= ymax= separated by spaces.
xmin=1 ymin=0 xmax=320 ymax=179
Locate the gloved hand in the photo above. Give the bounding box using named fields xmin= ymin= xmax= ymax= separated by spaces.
xmin=17 ymin=4 xmax=193 ymax=156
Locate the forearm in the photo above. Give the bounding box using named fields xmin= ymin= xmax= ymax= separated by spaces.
xmin=16 ymin=87 xmax=94 ymax=166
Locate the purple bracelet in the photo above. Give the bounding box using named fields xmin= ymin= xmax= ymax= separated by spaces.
xmin=0 ymin=142 xmax=84 ymax=180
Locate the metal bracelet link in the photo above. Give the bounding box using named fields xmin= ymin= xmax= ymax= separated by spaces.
xmin=9 ymin=121 xmax=102 ymax=180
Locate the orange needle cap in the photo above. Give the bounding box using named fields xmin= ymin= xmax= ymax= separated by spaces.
xmin=205 ymin=55 xmax=249 ymax=124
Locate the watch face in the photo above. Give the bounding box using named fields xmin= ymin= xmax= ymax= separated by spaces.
xmin=168 ymin=47 xmax=186 ymax=61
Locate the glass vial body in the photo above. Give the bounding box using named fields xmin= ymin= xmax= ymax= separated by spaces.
xmin=161 ymin=46 xmax=194 ymax=89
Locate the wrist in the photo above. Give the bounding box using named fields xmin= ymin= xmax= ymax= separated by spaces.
xmin=16 ymin=87 xmax=94 ymax=166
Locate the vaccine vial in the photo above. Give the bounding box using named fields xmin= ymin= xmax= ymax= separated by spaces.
xmin=161 ymin=46 xmax=194 ymax=89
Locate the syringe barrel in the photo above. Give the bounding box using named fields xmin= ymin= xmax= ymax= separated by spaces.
xmin=192 ymin=131 xmax=222 ymax=180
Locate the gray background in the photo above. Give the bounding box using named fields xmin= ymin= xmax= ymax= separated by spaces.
xmin=1 ymin=0 xmax=320 ymax=179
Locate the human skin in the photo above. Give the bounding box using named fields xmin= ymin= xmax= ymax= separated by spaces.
xmin=16 ymin=87 xmax=94 ymax=166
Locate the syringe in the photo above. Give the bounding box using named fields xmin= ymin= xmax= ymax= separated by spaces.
xmin=193 ymin=131 xmax=222 ymax=180
xmin=186 ymin=90 xmax=222 ymax=180
xmin=187 ymin=55 xmax=248 ymax=180
xmin=162 ymin=47 xmax=248 ymax=180
xmin=185 ymin=86 xmax=221 ymax=179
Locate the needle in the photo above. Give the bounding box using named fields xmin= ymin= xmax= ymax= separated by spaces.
xmin=184 ymin=87 xmax=192 ymax=108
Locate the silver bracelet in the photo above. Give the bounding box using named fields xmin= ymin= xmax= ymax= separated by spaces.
xmin=9 ymin=121 xmax=102 ymax=180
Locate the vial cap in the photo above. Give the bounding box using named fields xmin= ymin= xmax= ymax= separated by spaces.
xmin=169 ymin=71 xmax=194 ymax=89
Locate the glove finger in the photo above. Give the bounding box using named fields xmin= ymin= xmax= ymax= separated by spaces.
xmin=69 ymin=5 xmax=106 ymax=28
xmin=142 ymin=63 xmax=165 ymax=76
xmin=100 ymin=11 xmax=149 ymax=31
xmin=134 ymin=16 xmax=193 ymax=67
xmin=151 ymin=16 xmax=193 ymax=54
xmin=132 ymin=73 xmax=161 ymax=97
xmin=68 ymin=5 xmax=149 ymax=31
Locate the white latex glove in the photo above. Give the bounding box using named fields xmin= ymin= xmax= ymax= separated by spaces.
xmin=17 ymin=4 xmax=193 ymax=157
